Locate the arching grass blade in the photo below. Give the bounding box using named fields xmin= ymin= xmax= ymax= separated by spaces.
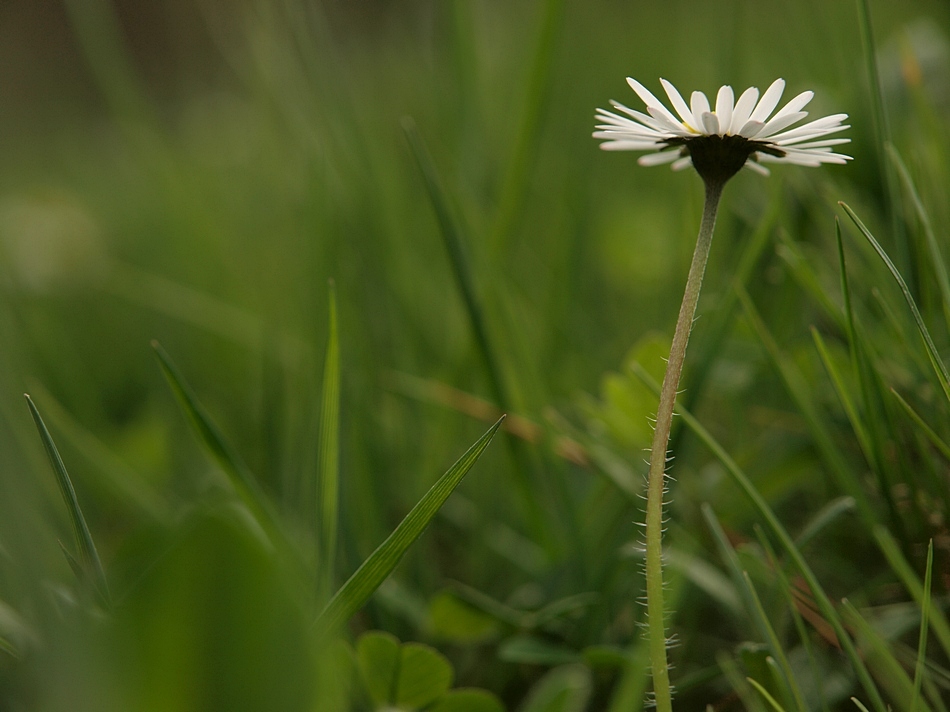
xmin=314 ymin=417 xmax=504 ymax=639
xmin=25 ymin=395 xmax=110 ymax=606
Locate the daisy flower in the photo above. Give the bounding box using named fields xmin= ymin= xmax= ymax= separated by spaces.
xmin=593 ymin=77 xmax=851 ymax=184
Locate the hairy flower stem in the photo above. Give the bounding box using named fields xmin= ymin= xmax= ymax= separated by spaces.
xmin=645 ymin=178 xmax=724 ymax=712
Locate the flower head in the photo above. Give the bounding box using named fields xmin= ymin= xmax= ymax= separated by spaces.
xmin=594 ymin=78 xmax=851 ymax=185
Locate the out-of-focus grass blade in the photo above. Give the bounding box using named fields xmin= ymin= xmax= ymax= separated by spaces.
xmin=747 ymin=675 xmax=788 ymax=712
xmin=743 ymin=572 xmax=806 ymax=712
xmin=737 ymin=288 xmax=876 ymax=527
xmin=874 ymin=527 xmax=950 ymax=660
xmin=855 ymin=0 xmax=907 ymax=275
xmin=489 ymin=0 xmax=564 ymax=255
xmin=314 ymin=417 xmax=504 ymax=639
xmin=853 ymin=699 xmax=872 ymax=712
xmin=755 ymin=528 xmax=831 ymax=712
xmin=795 ymin=496 xmax=856 ymax=549
xmin=151 ymin=341 xmax=282 ymax=540
xmin=810 ymin=324 xmax=902 ymax=535
xmin=26 ymin=380 xmax=167 ymax=521
xmin=25 ymin=395 xmax=110 ymax=606
xmin=810 ymin=328 xmax=872 ymax=460
xmin=402 ymin=117 xmax=544 ymax=540
xmin=317 ymin=280 xmax=341 ymax=595
xmin=912 ymin=541 xmax=934 ymax=712
xmin=834 ymin=221 xmax=903 ymax=535
xmin=842 ymin=600 xmax=934 ymax=712
xmin=890 ymin=389 xmax=950 ymax=462
xmin=775 ymin=230 xmax=846 ymax=332
xmin=631 ymin=363 xmax=887 ymax=712
xmin=840 ymin=202 xmax=950 ymax=402
xmin=888 ymin=146 xmax=950 ymax=331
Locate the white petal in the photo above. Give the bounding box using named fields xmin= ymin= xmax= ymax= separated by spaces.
xmin=750 ymin=78 xmax=786 ymax=122
xmin=770 ymin=115 xmax=849 ymax=144
xmin=782 ymin=137 xmax=851 ymax=149
xmin=729 ymin=86 xmax=760 ymax=134
xmin=607 ymin=102 xmax=669 ymax=132
xmin=769 ymin=90 xmax=813 ymax=121
xmin=701 ymin=111 xmax=720 ymax=135
xmin=660 ymin=78 xmax=696 ymax=127
xmin=744 ymin=159 xmax=771 ymax=176
xmin=690 ymin=91 xmax=711 ymax=133
xmin=646 ymin=106 xmax=692 ymax=136
xmin=638 ymin=150 xmax=682 ymax=166
xmin=715 ymin=85 xmax=734 ymax=134
xmin=738 ymin=119 xmax=765 ymax=138
xmin=755 ymin=111 xmax=808 ymax=139
xmin=599 ymin=139 xmax=667 ymax=151
xmin=671 ymin=156 xmax=693 ymax=171
xmin=627 ymin=77 xmax=682 ymax=127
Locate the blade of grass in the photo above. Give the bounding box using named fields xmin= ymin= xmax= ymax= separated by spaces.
xmin=912 ymin=541 xmax=934 ymax=712
xmin=855 ymin=0 xmax=908 ymax=279
xmin=402 ymin=118 xmax=548 ymax=544
xmin=795 ymin=496 xmax=856 ymax=550
xmin=889 ymin=389 xmax=950 ymax=462
xmin=630 ymin=363 xmax=888 ymax=712
xmin=317 ymin=280 xmax=341 ymax=597
xmin=835 ymin=220 xmax=905 ymax=540
xmin=840 ymin=202 xmax=950 ymax=402
xmin=314 ymin=416 xmax=504 ymax=639
xmin=25 ymin=380 xmax=167 ymax=521
xmin=873 ymin=527 xmax=950 ymax=661
xmin=743 ymin=571 xmax=806 ymax=712
xmin=151 ymin=341 xmax=284 ymax=543
xmin=488 ymin=0 xmax=564 ymax=254
xmin=25 ymin=395 xmax=110 ymax=606
xmin=842 ymin=600 xmax=934 ymax=712
xmin=747 ymin=674 xmax=788 ymax=712
xmin=809 ymin=326 xmax=902 ymax=535
xmin=755 ymin=526 xmax=832 ymax=712
xmin=888 ymin=146 xmax=950 ymax=332
xmin=736 ymin=287 xmax=877 ymax=527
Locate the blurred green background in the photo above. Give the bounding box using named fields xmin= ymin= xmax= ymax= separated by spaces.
xmin=2 ymin=0 xmax=950 ymax=709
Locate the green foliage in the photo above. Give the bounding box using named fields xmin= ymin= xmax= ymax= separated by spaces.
xmin=355 ymin=630 xmax=504 ymax=711
xmin=2 ymin=0 xmax=950 ymax=709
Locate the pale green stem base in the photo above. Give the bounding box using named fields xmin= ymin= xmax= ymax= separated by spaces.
xmin=645 ymin=179 xmax=724 ymax=712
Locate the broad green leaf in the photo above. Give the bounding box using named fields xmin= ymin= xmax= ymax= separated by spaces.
xmin=314 ymin=417 xmax=504 ymax=637
xmin=317 ymin=280 xmax=341 ymax=595
xmin=25 ymin=395 xmax=110 ymax=606
xmin=151 ymin=341 xmax=283 ymax=541
xmin=498 ymin=635 xmax=580 ymax=666
xmin=840 ymin=202 xmax=950 ymax=403
xmin=430 ymin=689 xmax=505 ymax=712
xmin=395 ymin=642 xmax=454 ymax=708
xmin=356 ymin=631 xmax=400 ymax=706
